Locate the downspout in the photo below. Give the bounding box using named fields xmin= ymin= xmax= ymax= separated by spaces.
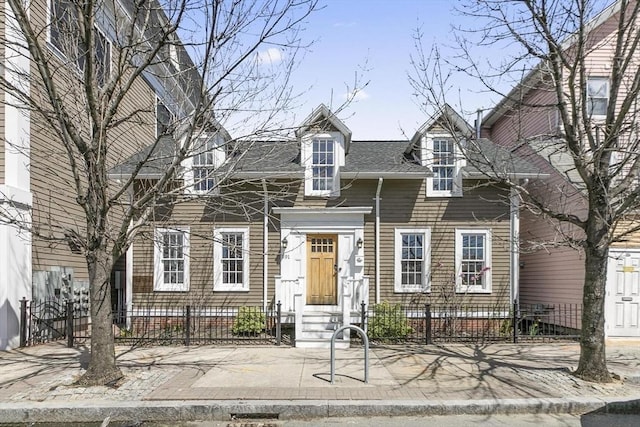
xmin=509 ymin=180 xmax=526 ymax=304
xmin=262 ymin=179 xmax=269 ymax=312
xmin=125 ymin=222 xmax=133 ymax=330
xmin=375 ymin=178 xmax=383 ymax=304
xmin=125 ymin=185 xmax=134 ymax=330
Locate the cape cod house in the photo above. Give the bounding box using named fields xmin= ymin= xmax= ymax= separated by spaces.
xmin=113 ymin=104 xmax=541 ymax=347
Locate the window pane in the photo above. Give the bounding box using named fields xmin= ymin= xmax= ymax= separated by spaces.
xmin=161 ymin=232 xmax=186 ymax=286
xmin=311 ymin=139 xmax=335 ymax=192
xmin=587 ymin=78 xmax=608 ymax=116
xmin=221 ymin=232 xmax=244 ymax=285
xmin=401 ymin=233 xmax=424 ymax=286
xmin=461 ymin=233 xmax=486 ymax=287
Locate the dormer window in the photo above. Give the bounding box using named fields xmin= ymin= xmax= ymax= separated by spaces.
xmin=411 ymin=105 xmax=471 ymax=198
xmin=312 ymin=139 xmax=335 ymax=192
xmin=302 ymin=133 xmax=342 ymax=197
xmin=424 ymin=136 xmax=464 ymax=197
xmin=432 ymin=140 xmax=455 ymax=192
xmin=296 ymin=104 xmax=351 ymax=198
xmin=183 ymin=132 xmax=226 ymax=195
xmin=193 ymin=136 xmax=218 ymax=192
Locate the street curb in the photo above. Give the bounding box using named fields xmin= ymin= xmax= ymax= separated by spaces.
xmin=1 ymin=396 xmax=639 ymax=423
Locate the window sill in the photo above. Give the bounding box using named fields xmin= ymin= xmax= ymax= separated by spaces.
xmin=214 ymin=286 xmax=250 ymax=292
xmin=304 ymin=192 xmax=339 ymax=199
xmin=154 ymin=286 xmax=189 ymax=292
xmin=394 ymin=287 xmax=430 ymax=294
xmin=455 ymin=287 xmax=492 ymax=294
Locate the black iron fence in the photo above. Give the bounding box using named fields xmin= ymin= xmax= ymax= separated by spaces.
xmin=358 ymin=301 xmax=581 ymax=344
xmin=20 ymin=298 xmax=580 ymax=348
xmin=20 ymin=299 xmax=284 ymax=347
xmin=19 ymin=298 xmax=89 ymax=347
xmin=112 ymin=304 xmax=284 ymax=345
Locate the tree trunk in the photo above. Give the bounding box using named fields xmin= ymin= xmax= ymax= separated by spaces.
xmin=76 ymin=248 xmax=122 ymax=386
xmin=574 ymin=242 xmax=612 ymax=383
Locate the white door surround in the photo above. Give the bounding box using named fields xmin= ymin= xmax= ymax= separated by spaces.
xmin=273 ymin=207 xmax=371 ymax=311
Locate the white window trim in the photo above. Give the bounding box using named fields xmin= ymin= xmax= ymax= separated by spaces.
xmin=455 ymin=228 xmax=492 ymax=294
xmin=394 ymin=228 xmax=431 ymax=293
xmin=153 ymin=227 xmax=190 ymax=292
xmin=213 ymin=227 xmax=250 ymax=292
xmin=302 ymin=132 xmax=342 ymax=198
xmin=424 ymin=135 xmax=464 ymax=198
xmin=586 ymin=76 xmax=609 ymax=119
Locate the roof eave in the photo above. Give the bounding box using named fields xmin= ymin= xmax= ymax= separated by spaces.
xmin=463 ymin=171 xmax=549 ymax=180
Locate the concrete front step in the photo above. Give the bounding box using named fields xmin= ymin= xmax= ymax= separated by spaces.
xmin=295 ymin=337 xmax=350 ymax=349
xmin=296 ymin=311 xmax=346 ymax=348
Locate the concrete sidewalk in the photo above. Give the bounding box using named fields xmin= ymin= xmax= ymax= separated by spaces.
xmin=0 ymin=340 xmax=639 ymax=423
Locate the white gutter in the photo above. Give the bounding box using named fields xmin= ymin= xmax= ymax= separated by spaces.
xmin=262 ymin=179 xmax=269 ymax=311
xmin=509 ymin=181 xmax=525 ymax=304
xmin=374 ymin=178 xmax=384 ymax=304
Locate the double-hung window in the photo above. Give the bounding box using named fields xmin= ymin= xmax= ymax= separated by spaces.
xmin=214 ymin=227 xmax=250 ymax=291
xmin=312 ymin=139 xmax=335 ymax=192
xmin=193 ymin=136 xmax=217 ymax=192
xmin=49 ymin=0 xmax=111 ymax=86
xmin=426 ymin=137 xmax=462 ymax=197
xmin=432 ymin=139 xmax=455 ymax=192
xmin=154 ymin=228 xmax=190 ymax=291
xmin=394 ymin=228 xmax=431 ymax=292
xmin=455 ymin=229 xmax=492 ymax=293
xmin=587 ymin=77 xmax=609 ymax=117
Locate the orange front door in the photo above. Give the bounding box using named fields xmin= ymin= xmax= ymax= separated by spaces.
xmin=307 ymin=234 xmax=337 ymax=305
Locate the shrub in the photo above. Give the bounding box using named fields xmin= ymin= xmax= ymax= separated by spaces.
xmin=232 ymin=306 xmax=266 ymax=335
xmin=368 ymin=301 xmax=413 ymax=340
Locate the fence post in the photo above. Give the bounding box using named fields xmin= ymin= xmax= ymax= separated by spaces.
xmin=66 ymin=301 xmax=74 ymax=348
xmin=185 ymin=305 xmax=191 ymax=346
xmin=425 ymin=304 xmax=432 ymax=345
xmin=512 ymin=299 xmax=518 ymax=344
xmin=276 ymin=301 xmax=282 ymax=346
xmin=360 ymin=301 xmax=366 ymax=332
xmin=19 ymin=298 xmax=28 ymax=347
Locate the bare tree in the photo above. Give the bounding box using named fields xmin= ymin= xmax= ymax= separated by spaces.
xmin=410 ymin=0 xmax=640 ymax=382
xmin=1 ymin=0 xmax=317 ymax=385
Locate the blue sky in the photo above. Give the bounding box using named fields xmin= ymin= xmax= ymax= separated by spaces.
xmin=285 ymin=0 xmax=500 ymax=140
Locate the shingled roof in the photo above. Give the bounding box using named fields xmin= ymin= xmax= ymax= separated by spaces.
xmin=109 ymin=135 xmax=177 ymax=178
xmin=464 ymin=138 xmax=541 ymax=178
xmin=110 ymin=136 xmax=541 ymax=180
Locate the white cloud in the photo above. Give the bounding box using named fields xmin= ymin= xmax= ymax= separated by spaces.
xmin=256 ymin=48 xmax=283 ymax=65
xmin=343 ymin=89 xmax=370 ymax=101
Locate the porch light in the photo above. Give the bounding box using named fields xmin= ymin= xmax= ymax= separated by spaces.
xmin=357 ymin=237 xmax=363 ymax=249
xmin=282 ymin=238 xmax=288 ymax=249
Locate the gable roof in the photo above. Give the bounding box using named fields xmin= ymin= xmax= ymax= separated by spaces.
xmin=295 ymin=104 xmax=352 ymax=152
xmin=409 ymin=104 xmax=474 ymax=150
